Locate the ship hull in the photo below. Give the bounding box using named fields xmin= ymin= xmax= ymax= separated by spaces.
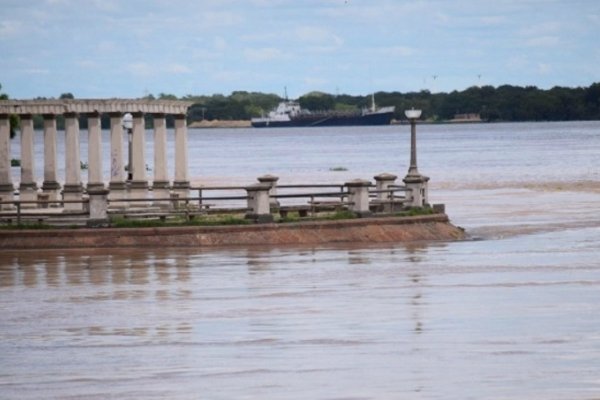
xmin=251 ymin=110 xmax=394 ymax=128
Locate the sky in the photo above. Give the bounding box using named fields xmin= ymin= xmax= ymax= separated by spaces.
xmin=1 ymin=0 xmax=599 ymax=99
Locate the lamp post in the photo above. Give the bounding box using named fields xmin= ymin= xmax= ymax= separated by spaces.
xmin=405 ymin=108 xmax=422 ymax=177
xmin=123 ymin=113 xmax=133 ymax=181
xmin=403 ymin=108 xmax=429 ymax=207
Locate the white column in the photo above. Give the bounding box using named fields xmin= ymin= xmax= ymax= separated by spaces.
xmin=0 ymin=115 xmax=14 ymax=209
xmin=172 ymin=114 xmax=189 ymax=198
xmin=41 ymin=114 xmax=61 ymax=204
xmin=108 ymin=113 xmax=126 ymax=205
xmin=152 ymin=113 xmax=169 ymax=207
xmin=87 ymin=112 xmax=104 ymax=191
xmin=19 ymin=114 xmax=38 ymax=207
xmin=63 ymin=112 xmax=83 ymax=211
xmin=129 ymin=112 xmax=148 ymax=203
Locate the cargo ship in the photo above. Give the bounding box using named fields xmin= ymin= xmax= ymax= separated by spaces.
xmin=251 ymin=96 xmax=395 ymax=128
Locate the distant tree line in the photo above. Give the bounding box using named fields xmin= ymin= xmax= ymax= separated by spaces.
xmin=2 ymin=83 xmax=600 ymax=131
xmin=184 ymin=83 xmax=600 ymax=123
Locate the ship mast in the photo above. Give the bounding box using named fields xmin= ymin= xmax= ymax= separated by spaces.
xmin=371 ymin=93 xmax=376 ymax=112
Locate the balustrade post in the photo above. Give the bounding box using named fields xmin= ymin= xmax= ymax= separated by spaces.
xmin=0 ymin=114 xmax=14 ymax=209
xmin=345 ymin=179 xmax=372 ymax=217
xmin=87 ymin=188 xmax=109 ymax=227
xmin=403 ymin=175 xmax=430 ymax=208
xmin=374 ymin=173 xmax=398 ymax=212
xmin=257 ymin=174 xmax=280 ymax=208
xmin=245 ymin=183 xmax=273 ymax=223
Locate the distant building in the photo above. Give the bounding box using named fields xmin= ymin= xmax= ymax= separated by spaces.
xmin=451 ymin=113 xmax=481 ymax=122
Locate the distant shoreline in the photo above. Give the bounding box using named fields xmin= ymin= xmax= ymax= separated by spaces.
xmin=187 ymin=118 xmax=485 ymax=129
xmin=188 ymin=120 xmax=251 ymax=129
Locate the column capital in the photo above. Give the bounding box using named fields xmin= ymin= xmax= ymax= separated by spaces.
xmin=374 ymin=173 xmax=397 ymax=182
xmin=107 ymin=111 xmax=123 ymax=118
xmin=257 ymin=174 xmax=279 ymax=184
xmin=42 ymin=113 xmax=57 ymax=120
xmin=345 ymin=179 xmax=372 ymax=188
xmin=152 ymin=112 xmax=166 ymax=118
xmin=20 ymin=113 xmax=33 ymax=120
xmin=173 ymin=113 xmax=186 ymax=120
xmin=64 ymin=111 xmax=78 ymax=118
xmin=131 ymin=111 xmax=144 ymax=118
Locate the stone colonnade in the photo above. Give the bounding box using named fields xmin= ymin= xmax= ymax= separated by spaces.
xmin=0 ymin=99 xmax=192 ymax=210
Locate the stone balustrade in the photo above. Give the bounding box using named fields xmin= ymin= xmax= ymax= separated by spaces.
xmin=0 ymin=99 xmax=192 ymax=211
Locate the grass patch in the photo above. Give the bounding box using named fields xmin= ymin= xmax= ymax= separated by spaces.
xmin=323 ymin=210 xmax=357 ymax=220
xmin=278 ymin=212 xmax=302 ymax=223
xmin=395 ymin=206 xmax=434 ymax=217
xmin=0 ymin=222 xmax=52 ymax=230
xmin=187 ymin=215 xmax=250 ymax=226
xmin=110 ymin=214 xmax=251 ymax=228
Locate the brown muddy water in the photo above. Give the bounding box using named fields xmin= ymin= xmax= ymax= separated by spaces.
xmin=1 ymin=122 xmax=600 ymax=399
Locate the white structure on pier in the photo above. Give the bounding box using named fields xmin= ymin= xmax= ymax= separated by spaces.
xmin=0 ymin=99 xmax=192 ymax=210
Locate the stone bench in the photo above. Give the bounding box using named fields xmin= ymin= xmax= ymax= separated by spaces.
xmin=308 ymin=200 xmax=352 ymax=212
xmin=279 ymin=205 xmax=311 ymax=218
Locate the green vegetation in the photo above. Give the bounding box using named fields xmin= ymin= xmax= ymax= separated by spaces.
xmin=4 ymin=81 xmax=600 ymax=130
xmin=396 ymin=207 xmax=435 ymax=217
xmin=11 ymin=159 xmax=20 ymax=167
xmin=324 ymin=210 xmax=357 ymax=220
xmin=185 ymin=83 xmax=600 ymax=123
xmin=0 ymin=222 xmax=52 ymax=230
xmin=0 ymin=83 xmax=19 ymax=138
xmin=110 ymin=214 xmax=250 ymax=228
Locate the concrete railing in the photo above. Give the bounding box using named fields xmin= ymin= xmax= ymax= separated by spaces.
xmin=0 ymin=172 xmax=431 ymax=226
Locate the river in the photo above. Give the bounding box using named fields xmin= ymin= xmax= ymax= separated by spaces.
xmin=1 ymin=121 xmax=600 ymax=399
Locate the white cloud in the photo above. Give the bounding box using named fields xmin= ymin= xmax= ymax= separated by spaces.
xmin=77 ymin=60 xmax=98 ymax=69
xmin=243 ymin=47 xmax=286 ymax=62
xmin=303 ymin=77 xmax=329 ymax=87
xmin=213 ymin=36 xmax=228 ymax=51
xmin=295 ymin=26 xmax=343 ymax=47
xmin=166 ymin=63 xmax=192 ymax=74
xmin=92 ymin=0 xmax=119 ymax=12
xmin=525 ymin=36 xmax=561 ymax=47
xmin=23 ymin=68 xmax=50 ymax=75
xmin=538 ymin=63 xmax=552 ymax=75
xmin=126 ymin=62 xmax=155 ymax=77
xmin=212 ymin=70 xmax=243 ymax=83
xmin=479 ymin=15 xmax=506 ymax=26
xmin=520 ymin=21 xmax=562 ymax=37
xmin=0 ymin=21 xmax=22 ymax=37
xmin=381 ymin=46 xmax=415 ymax=57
